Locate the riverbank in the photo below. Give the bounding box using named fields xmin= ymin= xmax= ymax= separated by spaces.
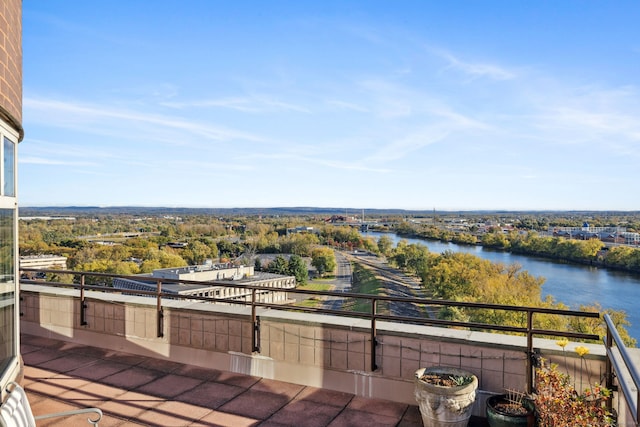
xmin=391 ymin=229 xmax=640 ymax=276
xmin=362 ymin=230 xmax=640 ymax=342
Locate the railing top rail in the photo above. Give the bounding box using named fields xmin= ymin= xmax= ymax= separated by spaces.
xmin=604 ymin=313 xmax=640 ymax=384
xmin=603 ymin=313 xmax=640 ymax=424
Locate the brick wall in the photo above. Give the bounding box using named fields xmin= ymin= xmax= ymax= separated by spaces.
xmin=0 ymin=0 xmax=22 ymax=127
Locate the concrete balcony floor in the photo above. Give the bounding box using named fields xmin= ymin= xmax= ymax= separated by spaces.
xmin=20 ymin=334 xmax=488 ymax=427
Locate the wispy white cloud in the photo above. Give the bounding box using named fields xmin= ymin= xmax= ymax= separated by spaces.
xmin=20 ymin=156 xmax=98 ymax=166
xmin=21 ymin=139 xmax=118 ymax=160
xmin=429 ymin=106 xmax=492 ymax=130
xmin=433 ymin=49 xmax=516 ymax=81
xmin=357 ymin=79 xmax=415 ymax=118
xmin=161 ymin=95 xmax=310 ymax=114
xmin=115 ymin=82 xmax=180 ymax=102
xmin=168 ymin=160 xmax=254 ymax=172
xmin=27 ymin=10 xmax=150 ymax=49
xmin=246 ymin=148 xmax=389 ymax=173
xmin=313 ymin=158 xmax=390 ymax=173
xmin=365 ymin=127 xmax=451 ymax=163
xmin=325 ymin=99 xmax=370 ymax=113
xmin=24 ymin=97 xmax=265 ymax=143
xmin=343 ymin=25 xmax=385 ymax=45
xmin=530 ymin=85 xmax=640 ymax=155
xmin=348 ymin=74 xmax=493 ymax=163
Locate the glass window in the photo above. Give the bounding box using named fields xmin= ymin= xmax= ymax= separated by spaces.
xmin=0 ymin=209 xmax=15 ymax=374
xmin=3 ymin=138 xmax=15 ymax=197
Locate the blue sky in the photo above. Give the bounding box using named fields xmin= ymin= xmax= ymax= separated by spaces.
xmin=20 ymin=1 xmax=640 ymax=210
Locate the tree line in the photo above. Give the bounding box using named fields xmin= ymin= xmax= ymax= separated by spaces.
xmin=19 ymin=215 xmax=345 ymax=282
xmin=393 ymin=221 xmax=640 ymax=273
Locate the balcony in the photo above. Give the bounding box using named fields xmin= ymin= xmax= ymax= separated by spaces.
xmin=21 ymin=333 xmax=427 ymax=426
xmin=18 ymin=270 xmax=640 ymax=426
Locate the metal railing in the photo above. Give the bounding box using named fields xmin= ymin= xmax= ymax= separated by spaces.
xmin=605 ymin=313 xmax=640 ymax=425
xmin=21 ymin=267 xmax=604 ymax=394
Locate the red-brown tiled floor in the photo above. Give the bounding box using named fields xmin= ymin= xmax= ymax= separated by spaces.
xmin=20 ymin=334 xmax=487 ymax=426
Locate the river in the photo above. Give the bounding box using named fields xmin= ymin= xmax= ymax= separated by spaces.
xmin=363 ymin=231 xmax=640 ymax=341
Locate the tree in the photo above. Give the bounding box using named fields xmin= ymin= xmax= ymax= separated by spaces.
xmin=388 ymin=240 xmax=429 ymax=275
xmin=46 ymin=272 xmax=74 ymax=285
xmin=568 ymin=303 xmax=636 ymax=347
xmin=482 ymin=231 xmax=510 ymax=249
xmin=217 ymin=239 xmax=243 ymax=258
xmin=268 ymin=255 xmax=289 ymax=275
xmin=139 ymin=259 xmax=162 ymax=273
xmin=157 ymin=249 xmax=187 ymax=268
xmin=281 ymin=233 xmax=319 ymax=256
xmin=311 ymin=247 xmax=336 ymax=277
xmin=287 ymin=254 xmax=308 ymax=284
xmin=184 ymin=241 xmax=211 ymax=265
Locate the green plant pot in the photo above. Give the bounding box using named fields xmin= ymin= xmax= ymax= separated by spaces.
xmin=486 ymin=394 xmax=534 ymax=427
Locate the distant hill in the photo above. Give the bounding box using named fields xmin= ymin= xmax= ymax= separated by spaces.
xmin=19 ymin=206 xmax=420 ymax=217
xmin=20 ymin=206 xmax=639 ymax=218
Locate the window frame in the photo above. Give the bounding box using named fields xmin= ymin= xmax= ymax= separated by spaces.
xmin=0 ymin=119 xmax=18 ymax=204
xmin=3 ymin=137 xmax=15 ymax=197
xmin=0 ymin=118 xmax=20 ymax=391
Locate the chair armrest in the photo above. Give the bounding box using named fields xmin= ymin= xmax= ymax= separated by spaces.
xmin=34 ymin=407 xmax=102 ymax=426
xmin=3 ymin=382 xmax=102 ymax=427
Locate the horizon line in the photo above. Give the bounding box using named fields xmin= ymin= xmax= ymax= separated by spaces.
xmin=19 ymin=205 xmax=640 ymax=214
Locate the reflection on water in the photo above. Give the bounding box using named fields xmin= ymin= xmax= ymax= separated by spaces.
xmin=364 ymin=231 xmax=640 ymax=341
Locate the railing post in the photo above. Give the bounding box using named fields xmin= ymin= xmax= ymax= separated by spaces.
xmin=604 ymin=321 xmax=614 ymax=414
xmin=371 ymin=297 xmax=378 ymax=371
xmin=80 ymin=274 xmax=88 ymax=326
xmin=252 ymin=289 xmax=260 ymax=352
xmin=156 ymin=279 xmax=163 ymax=338
xmin=526 ymin=310 xmax=534 ymax=394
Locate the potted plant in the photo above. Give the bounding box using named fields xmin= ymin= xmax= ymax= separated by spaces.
xmin=485 ymin=389 xmax=534 ymax=427
xmin=414 ymin=366 xmax=478 ymax=427
xmin=533 ymin=341 xmax=615 ymax=426
xmin=534 ymin=360 xmax=615 ymax=426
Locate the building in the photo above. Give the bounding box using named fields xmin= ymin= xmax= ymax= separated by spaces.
xmin=19 ymin=254 xmax=68 ymax=270
xmin=113 ymin=262 xmax=296 ymax=304
xmin=285 ymin=226 xmax=316 ymax=235
xmin=0 ymin=0 xmax=22 ymax=391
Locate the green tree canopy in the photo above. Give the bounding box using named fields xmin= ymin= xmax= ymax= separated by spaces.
xmin=184 ymin=240 xmax=212 ymax=265
xmin=287 ymin=254 xmax=308 ymax=284
xmin=311 ymin=247 xmax=336 ymax=277
xmin=268 ymin=255 xmax=289 ymax=275
xmin=377 ymin=235 xmax=394 ymax=255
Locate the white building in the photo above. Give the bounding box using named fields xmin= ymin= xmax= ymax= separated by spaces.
xmin=20 ymin=254 xmax=68 ymax=270
xmin=113 ymin=262 xmax=296 ymax=304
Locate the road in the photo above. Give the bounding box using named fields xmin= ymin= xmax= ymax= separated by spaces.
xmin=321 ymin=250 xmax=432 ymax=319
xmin=322 ymin=250 xmax=352 ymax=310
xmin=348 ymin=253 xmax=430 ymax=319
